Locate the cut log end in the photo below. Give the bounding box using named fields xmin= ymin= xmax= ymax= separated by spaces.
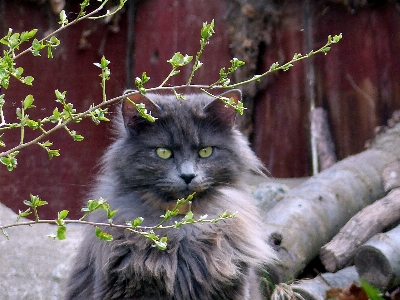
xmin=319 ymin=247 xmax=339 ymax=273
xmin=354 ymin=245 xmax=392 ymax=290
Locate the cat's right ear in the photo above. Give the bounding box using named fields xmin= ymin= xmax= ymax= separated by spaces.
xmin=122 ymin=91 xmax=161 ymax=134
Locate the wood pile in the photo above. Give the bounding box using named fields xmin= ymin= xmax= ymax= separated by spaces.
xmin=260 ymin=112 xmax=400 ymax=299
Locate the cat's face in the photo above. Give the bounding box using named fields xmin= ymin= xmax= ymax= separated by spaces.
xmin=113 ymin=90 xmax=253 ymax=204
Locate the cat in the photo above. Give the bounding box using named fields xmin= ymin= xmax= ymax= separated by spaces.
xmin=65 ymin=89 xmax=276 ymax=300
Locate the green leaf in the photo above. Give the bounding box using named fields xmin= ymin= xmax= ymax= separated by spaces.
xmin=16 ymin=208 xmax=31 ymax=222
xmin=200 ymin=19 xmax=215 ymax=40
xmin=293 ymin=53 xmax=302 ymax=59
xmin=230 ymin=57 xmax=245 ymax=68
xmin=107 ymin=209 xmax=118 ymax=220
xmin=332 ymin=33 xmax=343 ymax=43
xmin=72 ymin=132 xmax=84 ymax=141
xmin=131 ymin=102 xmax=157 ymax=122
xmin=269 ymin=62 xmax=279 ymax=71
xmin=85 ymin=199 xmax=98 ymax=212
xmin=38 ymin=141 xmax=60 ymax=159
xmin=183 ymin=211 xmax=194 ymax=223
xmin=47 ymin=46 xmax=54 ymax=58
xmin=50 ymin=107 xmax=61 ymax=122
xmin=360 ymin=279 xmax=384 ymax=300
xmin=95 ymin=226 xmax=113 ymax=241
xmin=49 ymin=36 xmax=60 ymax=46
xmin=29 ymin=194 xmax=48 ymax=207
xmin=13 ymin=67 xmax=24 ymax=78
xmin=47 ymin=149 xmax=60 ymax=159
xmin=59 ymin=10 xmax=68 ymax=26
xmin=23 ymin=94 xmax=35 ymax=109
xmin=55 ymin=89 xmax=66 ymax=102
xmin=31 ymin=38 xmax=45 ymax=56
xmin=141 ymin=72 xmax=150 ymax=84
xmin=100 ymin=56 xmax=110 ymax=68
xmin=167 ymin=52 xmax=193 ymax=68
xmin=0 ymin=151 xmax=19 ymax=171
xmin=26 ymin=119 xmax=39 ymax=129
xmin=282 ymin=63 xmax=293 ymax=71
xmin=132 ymin=217 xmax=144 ymax=227
xmin=9 ymin=32 xmax=20 ymax=50
xmin=58 ymin=210 xmax=69 ymax=220
xmin=20 ymin=29 xmax=37 ymax=42
xmin=22 ymin=76 xmax=34 ymax=86
xmin=154 ymin=236 xmax=168 ymax=250
xmin=56 ymin=225 xmax=67 ymax=240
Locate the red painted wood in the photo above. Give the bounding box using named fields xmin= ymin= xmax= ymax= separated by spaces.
xmin=0 ymin=1 xmax=127 ymax=219
xmin=133 ymin=0 xmax=231 ymax=88
xmin=314 ymin=2 xmax=400 ymax=159
xmin=252 ymin=1 xmax=310 ymax=178
xmin=253 ymin=1 xmax=400 ymax=177
xmin=2 ymin=0 xmax=400 ymax=218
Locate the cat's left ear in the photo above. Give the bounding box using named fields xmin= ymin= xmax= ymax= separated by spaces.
xmin=203 ymin=89 xmax=241 ymax=128
xmin=122 ymin=91 xmax=161 ymax=133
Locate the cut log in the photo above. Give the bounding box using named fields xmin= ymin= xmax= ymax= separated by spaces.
xmin=320 ymin=188 xmax=400 ymax=272
xmin=354 ymin=224 xmax=400 ymax=291
xmin=263 ymin=122 xmax=400 ymax=283
xmin=288 ymin=266 xmax=360 ymax=300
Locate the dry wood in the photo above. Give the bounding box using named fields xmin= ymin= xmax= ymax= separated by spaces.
xmin=354 ymin=224 xmax=400 ymax=291
xmin=320 ymin=188 xmax=400 ymax=272
xmin=289 ymin=266 xmax=360 ymax=300
xmin=310 ymin=108 xmax=337 ymax=171
xmin=263 ymin=122 xmax=400 ymax=283
xmin=382 ymin=161 xmax=400 ymax=192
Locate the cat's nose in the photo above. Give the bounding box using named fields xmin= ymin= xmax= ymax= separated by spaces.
xmin=179 ymin=161 xmax=196 ymax=184
xmin=180 ymin=173 xmax=196 ymax=184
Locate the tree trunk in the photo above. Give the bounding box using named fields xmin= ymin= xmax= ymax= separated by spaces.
xmin=264 ymin=122 xmax=400 ymax=283
xmin=288 ymin=266 xmax=360 ymax=300
xmin=354 ymin=224 xmax=400 ymax=291
xmin=319 ymin=188 xmax=400 ymax=272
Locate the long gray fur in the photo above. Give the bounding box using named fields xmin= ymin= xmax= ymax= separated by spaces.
xmin=65 ymin=90 xmax=276 ymax=300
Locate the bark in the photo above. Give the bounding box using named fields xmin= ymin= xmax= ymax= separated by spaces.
xmin=310 ymin=108 xmax=337 ymax=171
xmin=264 ymin=122 xmax=400 ymax=283
xmin=320 ymin=188 xmax=400 ymax=272
xmin=289 ymin=266 xmax=360 ymax=300
xmin=354 ymin=224 xmax=400 ymax=291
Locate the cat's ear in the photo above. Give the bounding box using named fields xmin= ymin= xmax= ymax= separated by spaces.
xmin=122 ymin=91 xmax=161 ymax=133
xmin=203 ymin=89 xmax=241 ymax=128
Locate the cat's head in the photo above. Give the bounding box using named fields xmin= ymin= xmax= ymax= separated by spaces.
xmin=108 ymin=90 xmax=263 ymax=207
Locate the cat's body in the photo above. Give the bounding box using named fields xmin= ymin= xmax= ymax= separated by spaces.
xmin=65 ymin=90 xmax=276 ymax=300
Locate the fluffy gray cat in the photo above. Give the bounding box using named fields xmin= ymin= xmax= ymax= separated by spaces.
xmin=65 ymin=89 xmax=276 ymax=300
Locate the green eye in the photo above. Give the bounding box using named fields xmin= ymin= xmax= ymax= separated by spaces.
xmin=156 ymin=147 xmax=172 ymax=159
xmin=199 ymin=146 xmax=213 ymax=158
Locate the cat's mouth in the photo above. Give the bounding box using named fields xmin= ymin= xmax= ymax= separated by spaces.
xmin=168 ymin=184 xmax=206 ymax=201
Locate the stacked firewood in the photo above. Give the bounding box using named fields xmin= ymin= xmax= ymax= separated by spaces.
xmin=259 ymin=111 xmax=400 ymax=299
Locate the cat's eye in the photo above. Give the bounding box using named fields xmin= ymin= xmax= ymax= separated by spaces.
xmin=156 ymin=147 xmax=172 ymax=159
xmin=198 ymin=146 xmax=213 ymax=158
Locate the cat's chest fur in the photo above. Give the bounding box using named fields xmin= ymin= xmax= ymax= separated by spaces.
xmin=91 ymin=188 xmax=268 ymax=300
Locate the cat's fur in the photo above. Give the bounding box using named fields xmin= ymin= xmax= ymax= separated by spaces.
xmin=65 ymin=90 xmax=276 ymax=300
